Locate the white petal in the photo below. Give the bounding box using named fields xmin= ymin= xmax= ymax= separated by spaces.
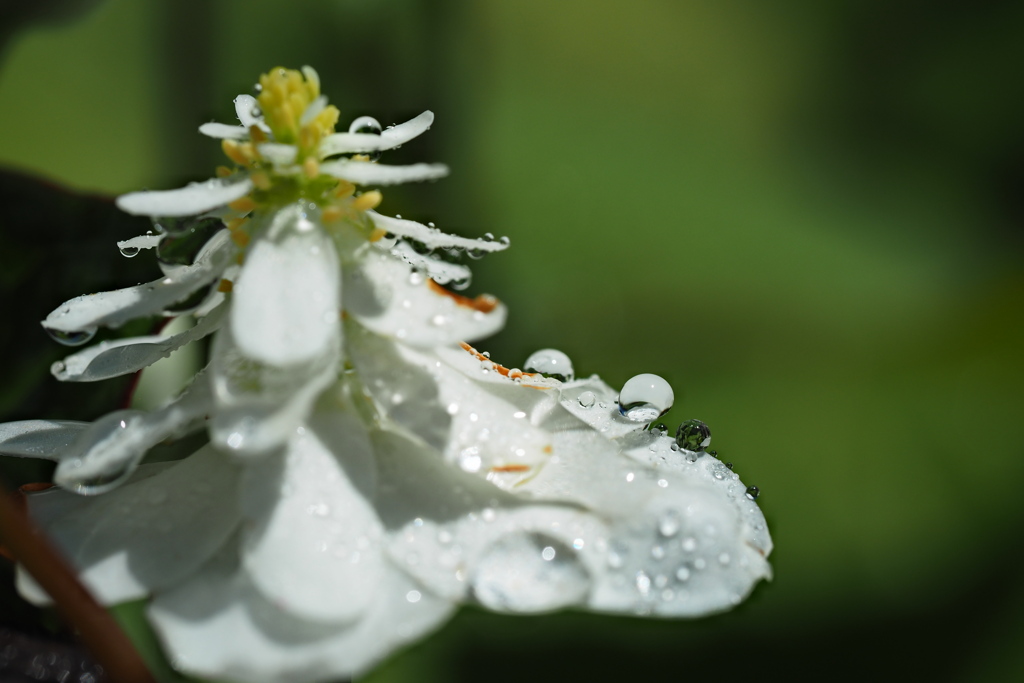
xmin=116 ymin=233 xmax=162 ymax=254
xmin=387 ymin=240 xmax=473 ymax=286
xmin=42 ymin=230 xmax=234 ymax=333
xmin=318 ymin=111 xmax=434 ymax=156
xmin=116 ymin=177 xmax=254 ymax=217
xmin=25 ymin=445 xmax=240 ymax=605
xmin=234 ymin=94 xmax=269 ymax=132
xmin=344 ymin=249 xmax=504 ymax=347
xmin=320 ymin=160 xmax=449 ymax=186
xmin=52 ymin=304 xmax=225 ymax=382
xmin=231 ymin=204 xmax=341 ymax=366
xmin=344 ymin=322 xmax=451 ymax=451
xmin=240 ymin=409 xmax=384 ymax=624
xmin=300 ymin=65 xmax=320 ymax=93
xmin=256 ymin=143 xmax=298 ymax=165
xmin=198 ymin=122 xmax=248 ymax=139
xmin=0 ymin=420 xmax=87 ymax=460
xmin=54 ymin=373 xmax=214 ymax=494
xmin=368 ymin=211 xmax=509 ymax=253
xmin=208 ymin=326 xmax=338 ymax=456
xmin=149 ymin=542 xmax=453 ymax=683
xmin=299 ymin=95 xmax=327 ymax=127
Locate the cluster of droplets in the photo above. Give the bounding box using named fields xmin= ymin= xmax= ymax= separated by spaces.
xmin=388 ymin=230 xmax=509 ymax=292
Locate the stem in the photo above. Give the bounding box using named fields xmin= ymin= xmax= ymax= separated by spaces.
xmin=0 ymin=477 xmax=156 ymax=683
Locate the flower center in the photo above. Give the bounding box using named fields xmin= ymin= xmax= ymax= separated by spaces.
xmin=257 ymin=66 xmax=339 ymax=154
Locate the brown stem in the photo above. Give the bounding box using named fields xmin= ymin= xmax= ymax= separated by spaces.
xmin=0 ymin=477 xmax=156 ymax=683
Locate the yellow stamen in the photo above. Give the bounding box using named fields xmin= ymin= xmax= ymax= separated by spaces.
xmin=334 ymin=180 xmax=356 ymax=199
xmin=222 ymin=140 xmax=250 ymax=166
xmin=217 ymin=279 xmax=234 ymax=293
xmin=249 ymin=171 xmax=271 ymax=190
xmin=369 ymin=227 xmax=387 ymax=242
xmin=228 ymin=197 xmax=256 ymax=213
xmin=249 ymin=125 xmax=267 ymax=143
xmin=350 ymin=154 xmax=371 ymax=162
xmin=215 ymin=165 xmax=233 ymax=178
xmin=321 ymin=205 xmax=343 ymax=223
xmin=303 ymin=157 xmax=320 ymax=179
xmin=352 ymin=190 xmax=382 ymax=212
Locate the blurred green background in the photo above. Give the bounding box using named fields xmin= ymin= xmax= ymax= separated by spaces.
xmin=1 ymin=1 xmax=1022 ymax=681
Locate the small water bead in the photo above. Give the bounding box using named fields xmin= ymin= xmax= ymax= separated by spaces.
xmin=725 ymin=462 xmax=733 ymax=470
xmin=658 ymin=511 xmax=681 ymax=537
xmin=745 ymin=486 xmax=760 ymax=500
xmin=618 ymin=373 xmax=674 ymax=423
xmin=46 ymin=327 xmax=97 ymax=347
xmin=349 ymin=115 xmax=383 ymax=136
xmin=675 ymin=419 xmax=711 ymax=452
xmin=119 ymin=245 xmax=140 ymax=258
xmin=523 ymin=348 xmax=575 ymax=382
xmin=577 ymin=391 xmax=596 ymax=408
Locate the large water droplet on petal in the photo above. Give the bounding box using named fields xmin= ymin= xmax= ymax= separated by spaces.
xmin=119 ymin=245 xmax=140 ymax=258
xmin=675 ymin=419 xmax=711 ymax=452
xmin=523 ymin=349 xmax=574 ymax=382
xmin=472 ymin=533 xmax=590 ymax=613
xmin=618 ymin=373 xmax=674 ymax=423
xmin=54 ymin=410 xmax=145 ymax=495
xmin=745 ymin=485 xmax=760 ymax=500
xmin=46 ymin=327 xmax=97 ymax=347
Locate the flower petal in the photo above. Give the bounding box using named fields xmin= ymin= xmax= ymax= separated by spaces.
xmin=231 ymin=204 xmax=341 ymax=367
xmin=23 ymin=445 xmax=240 ymax=605
xmin=42 ymin=230 xmax=234 ymax=334
xmin=239 ymin=408 xmax=384 ymax=625
xmin=318 ymin=111 xmax=435 ymax=156
xmin=54 ymin=373 xmax=214 ymax=494
xmin=256 ymin=143 xmax=298 ymax=165
xmin=116 ymin=177 xmax=254 ymax=217
xmin=386 ymin=241 xmax=473 ymax=287
xmin=368 ymin=211 xmax=509 ymax=253
xmin=0 ymin=420 xmax=87 ymax=460
xmin=344 ymin=249 xmax=505 ymax=348
xmin=116 ymin=233 xmax=162 ymax=254
xmin=148 ymin=540 xmax=453 ymax=683
xmin=234 ymin=94 xmax=269 ymax=132
xmin=198 ymin=122 xmax=248 ymax=140
xmin=208 ymin=326 xmax=338 ymax=456
xmin=320 ymin=160 xmax=449 ymax=186
xmin=52 ymin=304 xmax=225 ymax=382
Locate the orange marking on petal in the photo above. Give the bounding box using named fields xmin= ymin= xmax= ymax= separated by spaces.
xmin=543 ymin=445 xmax=553 ymax=454
xmin=19 ymin=482 xmax=54 ymax=493
xmin=427 ymin=280 xmax=499 ymax=313
xmin=491 ymin=464 xmax=531 ymax=473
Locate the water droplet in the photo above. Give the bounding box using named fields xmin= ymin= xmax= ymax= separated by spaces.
xmin=251 ymin=106 xmax=262 ymax=118
xmin=349 ymin=115 xmax=383 ymax=136
xmin=725 ymin=461 xmax=733 ymax=469
xmin=675 ymin=419 xmax=711 ymax=452
xmin=156 ymin=216 xmax=224 ymax=269
xmin=458 ymin=447 xmax=482 ymax=473
xmin=718 ymin=552 xmax=731 ymax=565
xmin=46 ymin=327 xmax=97 ymax=347
xmin=745 ymin=485 xmax=760 ymax=500
xmin=53 ymin=410 xmax=144 ymax=495
xmin=119 ymin=245 xmax=140 ymax=258
xmin=618 ymin=373 xmax=674 ymax=423
xmin=635 ymin=570 xmax=652 ymax=595
xmin=658 ymin=511 xmax=681 ymax=537
xmin=254 ymin=82 xmax=263 ymax=92
xmin=651 ymin=545 xmax=665 ymax=559
xmin=405 ymin=590 xmax=422 ymax=603
xmin=682 ymin=537 xmax=697 ymax=552
xmin=523 ymin=348 xmax=575 ymax=382
xmin=472 ymin=533 xmax=590 ymax=612
xmin=675 ymin=566 xmax=691 ymax=581
xmin=577 ymin=391 xmax=596 ymax=408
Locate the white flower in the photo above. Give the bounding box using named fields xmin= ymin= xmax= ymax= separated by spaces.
xmin=0 ymin=67 xmax=772 ymax=683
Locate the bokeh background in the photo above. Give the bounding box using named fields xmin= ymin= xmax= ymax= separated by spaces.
xmin=1 ymin=1 xmax=1022 ymax=681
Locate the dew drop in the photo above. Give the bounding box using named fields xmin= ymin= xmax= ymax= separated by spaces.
xmin=676 ymin=566 xmax=691 ymax=581
xmin=675 ymin=419 xmax=711 ymax=452
xmin=658 ymin=511 xmax=681 ymax=537
xmin=745 ymin=485 xmax=760 ymax=500
xmin=349 ymin=115 xmax=383 ymax=136
xmin=523 ymin=348 xmax=574 ymax=382
xmin=119 ymin=245 xmax=140 ymax=258
xmin=635 ymin=570 xmax=652 ymax=595
xmin=577 ymin=391 xmax=596 ymax=408
xmin=618 ymin=373 xmax=674 ymax=423
xmin=46 ymin=327 xmax=97 ymax=347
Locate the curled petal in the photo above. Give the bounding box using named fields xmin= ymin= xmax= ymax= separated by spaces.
xmin=0 ymin=420 xmax=87 ymax=460
xmin=344 ymin=250 xmax=504 ymax=348
xmin=368 ymin=211 xmax=509 ymax=253
xmin=53 ymin=304 xmax=225 ymax=382
xmin=318 ymin=111 xmax=434 ymax=156
xmin=42 ymin=230 xmax=234 ymax=333
xmin=117 ymin=177 xmax=254 ymax=217
xmin=22 ymin=445 xmax=240 ymax=606
xmin=234 ymin=94 xmax=269 ymax=133
xmin=198 ymin=122 xmax=249 ymax=140
xmin=320 ymin=160 xmax=449 ymax=186
xmin=231 ymin=205 xmax=341 ymax=367
xmin=54 ymin=372 xmax=214 ymax=494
